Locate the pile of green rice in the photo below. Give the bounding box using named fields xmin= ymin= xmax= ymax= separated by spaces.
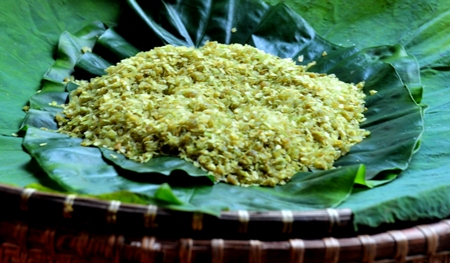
xmin=56 ymin=41 xmax=369 ymax=186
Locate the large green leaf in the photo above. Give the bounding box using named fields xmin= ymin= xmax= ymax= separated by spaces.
xmin=1 ymin=0 xmax=450 ymax=229
xmin=20 ymin=0 xmax=423 ymax=214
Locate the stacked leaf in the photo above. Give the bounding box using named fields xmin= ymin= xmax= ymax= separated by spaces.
xmin=19 ymin=0 xmax=424 ymax=216
xmin=7 ymin=0 xmax=450 ymax=230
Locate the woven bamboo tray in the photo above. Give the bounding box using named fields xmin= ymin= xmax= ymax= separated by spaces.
xmin=1 ymin=184 xmax=449 ymax=263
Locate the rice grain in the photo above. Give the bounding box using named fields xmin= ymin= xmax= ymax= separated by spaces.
xmin=56 ymin=41 xmax=369 ymax=186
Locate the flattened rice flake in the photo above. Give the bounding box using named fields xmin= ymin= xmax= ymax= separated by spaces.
xmin=56 ymin=41 xmax=369 ymax=186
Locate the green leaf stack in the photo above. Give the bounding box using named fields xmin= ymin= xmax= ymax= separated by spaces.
xmin=1 ymin=0 xmax=448 ymax=230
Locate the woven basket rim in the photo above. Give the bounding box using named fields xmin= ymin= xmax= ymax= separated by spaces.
xmin=0 ymin=183 xmax=357 ymax=238
xmin=0 ymin=183 xmax=351 ymax=216
xmin=1 ymin=216 xmax=450 ymax=262
xmin=2 ymin=183 xmax=450 ymax=262
xmin=2 ymin=183 xmax=444 ymax=241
